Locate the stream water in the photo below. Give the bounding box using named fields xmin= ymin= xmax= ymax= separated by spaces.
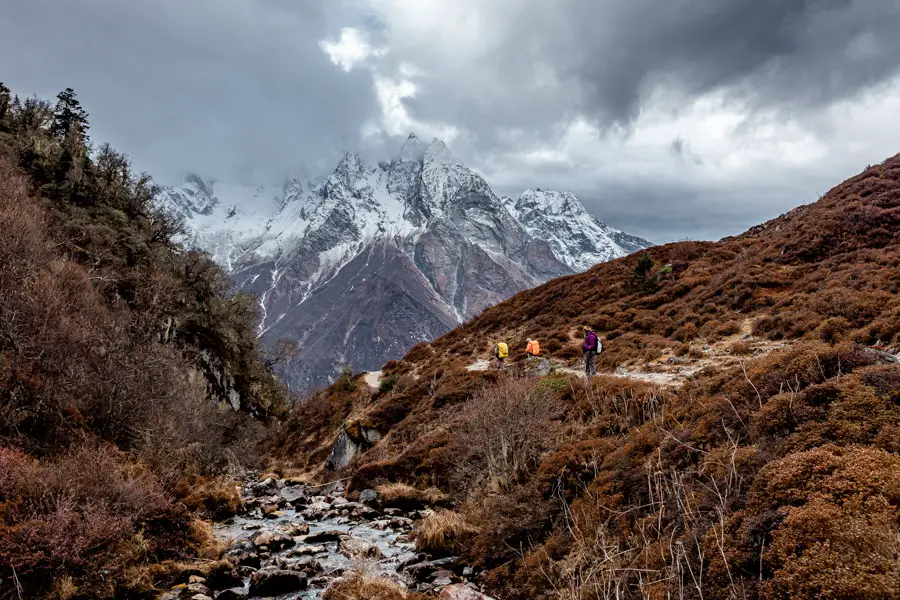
xmin=160 ymin=477 xmax=476 ymax=600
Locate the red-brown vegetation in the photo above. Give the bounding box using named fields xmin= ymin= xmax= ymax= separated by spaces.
xmin=272 ymin=153 xmax=900 ymax=599
xmin=0 ymin=86 xmax=282 ymax=597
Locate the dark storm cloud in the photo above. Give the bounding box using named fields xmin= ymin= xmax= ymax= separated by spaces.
xmin=390 ymin=0 xmax=900 ymax=149
xmin=2 ymin=0 xmax=899 ymax=242
xmin=558 ymin=0 xmax=900 ymax=124
xmin=0 ymin=0 xmax=379 ymax=182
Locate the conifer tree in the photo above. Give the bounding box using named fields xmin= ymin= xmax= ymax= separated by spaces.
xmin=51 ymin=87 xmax=89 ymax=143
xmin=0 ymin=82 xmax=11 ymax=128
xmin=630 ymin=252 xmax=658 ymax=294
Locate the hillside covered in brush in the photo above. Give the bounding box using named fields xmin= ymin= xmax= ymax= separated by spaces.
xmin=271 ymin=155 xmax=900 ymax=600
xmin=0 ymin=84 xmax=285 ymax=598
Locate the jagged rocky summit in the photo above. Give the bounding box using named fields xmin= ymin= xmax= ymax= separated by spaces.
xmin=159 ymin=134 xmax=652 ymax=390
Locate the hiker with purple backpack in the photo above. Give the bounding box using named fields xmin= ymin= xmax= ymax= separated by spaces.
xmin=583 ymin=325 xmax=602 ymax=376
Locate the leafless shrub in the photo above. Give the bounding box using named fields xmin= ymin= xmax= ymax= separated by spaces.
xmin=456 ymin=378 xmax=563 ymax=491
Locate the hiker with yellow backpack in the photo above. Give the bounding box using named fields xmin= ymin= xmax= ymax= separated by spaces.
xmin=494 ymin=341 xmax=509 ymax=369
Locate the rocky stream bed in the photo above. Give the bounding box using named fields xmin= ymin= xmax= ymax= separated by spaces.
xmin=158 ymin=477 xmax=492 ymax=600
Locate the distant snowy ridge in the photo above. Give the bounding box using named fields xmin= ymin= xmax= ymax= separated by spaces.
xmin=159 ymin=134 xmax=652 ymax=390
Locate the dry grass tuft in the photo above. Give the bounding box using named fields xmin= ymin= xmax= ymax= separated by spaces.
xmin=323 ymin=570 xmax=427 ymax=600
xmin=376 ymin=482 xmax=447 ymax=507
xmin=415 ymin=509 xmax=478 ymax=554
xmin=179 ymin=477 xmax=244 ymax=520
xmin=188 ymin=519 xmax=228 ymax=560
xmin=51 ymin=576 xmax=78 ymax=600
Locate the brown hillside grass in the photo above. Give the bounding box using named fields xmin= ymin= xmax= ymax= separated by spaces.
xmin=271 ymin=153 xmax=900 ymax=600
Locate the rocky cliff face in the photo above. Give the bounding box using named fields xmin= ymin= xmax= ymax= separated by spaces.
xmin=160 ymin=135 xmax=652 ymax=391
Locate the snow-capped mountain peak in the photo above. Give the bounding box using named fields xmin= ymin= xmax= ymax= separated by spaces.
xmin=397 ymin=133 xmax=428 ymax=162
xmin=158 ymin=134 xmax=652 ymax=390
xmin=517 ymin=188 xmax=586 ymax=217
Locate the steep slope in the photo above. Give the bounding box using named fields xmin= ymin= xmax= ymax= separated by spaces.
xmin=0 ymin=86 xmax=281 ymax=599
xmin=271 ymin=154 xmax=900 ymax=600
xmin=161 ymin=134 xmax=651 ymax=390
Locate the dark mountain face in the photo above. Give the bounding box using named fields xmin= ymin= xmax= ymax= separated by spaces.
xmin=160 ymin=135 xmax=651 ymax=391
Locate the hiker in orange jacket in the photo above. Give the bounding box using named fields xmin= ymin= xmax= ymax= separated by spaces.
xmin=526 ymin=338 xmax=540 ymax=357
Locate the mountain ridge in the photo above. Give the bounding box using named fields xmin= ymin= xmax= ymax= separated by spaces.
xmin=160 ymin=134 xmax=652 ymax=389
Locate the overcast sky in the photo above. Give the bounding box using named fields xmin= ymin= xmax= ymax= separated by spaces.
xmin=3 ymin=0 xmax=900 ymax=242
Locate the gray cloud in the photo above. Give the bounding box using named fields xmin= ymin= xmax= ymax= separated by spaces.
xmin=0 ymin=0 xmax=377 ymax=182
xmin=387 ymin=0 xmax=900 ymax=148
xmin=2 ymin=0 xmax=899 ymax=242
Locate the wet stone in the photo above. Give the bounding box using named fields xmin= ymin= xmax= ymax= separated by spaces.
xmin=339 ymin=536 xmax=383 ymax=560
xmin=439 ymin=584 xmax=497 ymax=600
xmin=252 ymin=531 xmax=295 ymax=551
xmin=214 ymin=591 xmax=248 ymax=600
xmin=277 ymin=522 xmax=309 ymax=537
xmin=359 ymin=489 xmax=378 ymax=504
xmin=288 ymin=544 xmax=326 ymax=556
xmin=302 ymin=530 xmax=344 ymax=544
xmin=280 ymin=486 xmax=307 ymax=504
xmin=248 ymin=569 xmax=307 ymax=597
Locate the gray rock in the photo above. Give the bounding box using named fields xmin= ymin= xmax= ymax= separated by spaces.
xmin=185 ymin=583 xmax=211 ymax=597
xmin=302 ymin=530 xmax=344 ymax=544
xmin=434 ymin=577 xmax=453 ymax=587
xmin=288 ymin=544 xmax=326 ymax=557
xmin=225 ymin=543 xmax=262 ymax=569
xmin=438 ymin=584 xmax=497 ymax=600
xmin=338 ymin=537 xmax=383 ymax=560
xmin=359 ymin=489 xmax=378 ymax=504
xmin=278 ymin=522 xmax=310 ymax=537
xmin=248 ymin=570 xmax=307 ymax=597
xmin=280 ymin=486 xmax=307 ymax=504
xmin=325 ymin=432 xmax=358 ymax=471
xmin=252 ymin=530 xmax=295 ymax=551
xmin=360 ymin=426 xmax=383 ymax=444
xmin=404 ymin=557 xmax=459 ymax=583
xmin=521 ymin=357 xmax=551 ymax=377
xmin=215 ymin=591 xmax=248 ymax=600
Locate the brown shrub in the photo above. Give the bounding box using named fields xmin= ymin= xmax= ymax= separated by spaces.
xmin=453 ymin=378 xmax=563 ymax=491
xmin=0 ymin=444 xmax=188 ymax=598
xmin=728 ymin=340 xmax=753 ymax=355
xmin=714 ymin=445 xmax=900 ymax=600
xmin=815 ymin=316 xmax=851 ymax=343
